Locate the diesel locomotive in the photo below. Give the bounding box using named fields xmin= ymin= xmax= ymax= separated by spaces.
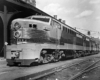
xmin=6 ymin=15 xmax=100 ymax=66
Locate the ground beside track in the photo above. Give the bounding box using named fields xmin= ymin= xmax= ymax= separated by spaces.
xmin=0 ymin=54 xmax=100 ymax=80
xmin=73 ymin=67 xmax=100 ymax=80
xmin=70 ymin=55 xmax=100 ymax=80
xmin=35 ymin=53 xmax=100 ymax=80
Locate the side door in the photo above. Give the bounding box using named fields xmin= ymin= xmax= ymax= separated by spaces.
xmin=49 ymin=19 xmax=57 ymax=42
xmin=56 ymin=22 xmax=62 ymax=46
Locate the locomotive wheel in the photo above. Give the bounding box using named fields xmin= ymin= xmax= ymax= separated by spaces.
xmin=41 ymin=54 xmax=53 ymax=63
xmin=60 ymin=51 xmax=65 ymax=60
xmin=48 ymin=54 xmax=54 ymax=62
xmin=41 ymin=57 xmax=47 ymax=64
xmin=52 ymin=52 xmax=60 ymax=62
xmin=40 ymin=56 xmax=48 ymax=64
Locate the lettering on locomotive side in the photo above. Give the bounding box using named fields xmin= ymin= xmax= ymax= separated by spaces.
xmin=86 ymin=38 xmax=89 ymax=41
xmin=76 ymin=34 xmax=82 ymax=38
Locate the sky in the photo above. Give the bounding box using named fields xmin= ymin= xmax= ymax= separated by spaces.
xmin=36 ymin=0 xmax=100 ymax=38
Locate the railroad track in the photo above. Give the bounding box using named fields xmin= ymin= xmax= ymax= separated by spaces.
xmin=14 ymin=57 xmax=100 ymax=80
xmin=69 ymin=58 xmax=100 ymax=80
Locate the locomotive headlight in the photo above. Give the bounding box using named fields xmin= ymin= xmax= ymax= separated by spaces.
xmin=14 ymin=31 xmax=21 ymax=38
xmin=14 ymin=22 xmax=21 ymax=30
xmin=15 ymin=52 xmax=20 ymax=58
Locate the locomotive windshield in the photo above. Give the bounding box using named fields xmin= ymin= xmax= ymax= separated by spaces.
xmin=26 ymin=16 xmax=50 ymax=22
xmin=32 ymin=17 xmax=50 ymax=22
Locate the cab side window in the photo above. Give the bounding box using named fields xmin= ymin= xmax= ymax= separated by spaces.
xmin=50 ymin=19 xmax=53 ymax=26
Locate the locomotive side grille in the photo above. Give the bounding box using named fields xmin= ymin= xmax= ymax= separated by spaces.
xmin=27 ymin=29 xmax=48 ymax=39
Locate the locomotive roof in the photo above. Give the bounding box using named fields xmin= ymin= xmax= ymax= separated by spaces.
xmin=26 ymin=15 xmax=51 ymax=19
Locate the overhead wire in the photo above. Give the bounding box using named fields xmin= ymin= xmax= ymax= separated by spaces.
xmin=75 ymin=27 xmax=100 ymax=33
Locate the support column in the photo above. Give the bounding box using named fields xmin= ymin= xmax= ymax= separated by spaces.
xmin=0 ymin=14 xmax=4 ymax=57
xmin=4 ymin=5 xmax=7 ymax=58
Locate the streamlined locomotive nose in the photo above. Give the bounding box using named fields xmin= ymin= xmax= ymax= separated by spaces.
xmin=11 ymin=19 xmax=50 ymax=43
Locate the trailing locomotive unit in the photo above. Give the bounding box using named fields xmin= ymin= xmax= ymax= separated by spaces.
xmin=6 ymin=15 xmax=100 ymax=66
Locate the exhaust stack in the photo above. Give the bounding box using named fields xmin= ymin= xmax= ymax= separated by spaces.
xmin=62 ymin=20 xmax=66 ymax=24
xmin=58 ymin=19 xmax=62 ymax=22
xmin=54 ymin=15 xmax=57 ymax=19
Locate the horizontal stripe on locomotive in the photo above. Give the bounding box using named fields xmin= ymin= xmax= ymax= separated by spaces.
xmin=11 ymin=38 xmax=61 ymax=44
xmin=60 ymin=37 xmax=90 ymax=47
xmin=12 ymin=29 xmax=49 ymax=39
xmin=11 ymin=37 xmax=91 ymax=48
xmin=11 ymin=29 xmax=91 ymax=47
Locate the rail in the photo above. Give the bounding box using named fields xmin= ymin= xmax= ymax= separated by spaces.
xmin=69 ymin=58 xmax=100 ymax=80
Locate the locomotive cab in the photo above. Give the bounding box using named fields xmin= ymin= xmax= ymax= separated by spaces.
xmin=6 ymin=16 xmax=53 ymax=66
